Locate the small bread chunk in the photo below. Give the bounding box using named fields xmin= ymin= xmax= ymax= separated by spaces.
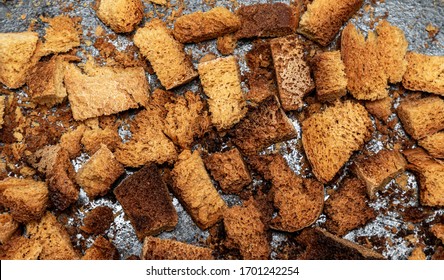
xmin=134 ymin=19 xmax=197 ymax=90
xmin=231 ymin=97 xmax=296 ymax=155
xmin=408 ymin=247 xmax=427 ymax=260
xmin=80 ymin=206 xmax=114 ymax=234
xmin=142 ymin=236 xmax=214 ymax=260
xmin=249 ymin=154 xmax=324 ymax=232
xmin=312 ymin=51 xmax=347 ymax=102
xmin=171 ymin=150 xmax=226 ymax=230
xmin=0 ymin=178 xmax=48 ymax=223
xmin=81 ymin=126 xmax=120 ymax=154
xmin=397 ymin=96 xmax=444 ymax=140
xmin=217 ymin=34 xmax=237 ymax=55
xmin=403 ymin=148 xmax=444 ymax=207
xmin=419 ymin=132 xmax=444 ymax=159
xmin=0 ymin=32 xmax=39 ymax=89
xmin=0 ymin=213 xmax=19 ymax=244
xmin=270 ymin=35 xmax=315 ymax=111
xmin=82 ymin=236 xmax=119 ymax=260
xmin=365 ymin=97 xmax=392 ymax=123
xmin=198 ymin=56 xmax=247 ymax=130
xmin=302 ymin=101 xmax=372 ymax=183
xmin=114 ymin=164 xmax=178 ymax=239
xmin=65 ymin=63 xmax=149 ymax=121
xmin=324 ymin=178 xmax=376 ymax=236
xmin=351 ymin=149 xmax=407 ymax=199
xmin=95 ymin=0 xmax=143 ymax=33
xmin=402 ymin=52 xmax=444 ymax=96
xmin=76 ymin=144 xmax=124 ymax=199
xmin=431 ymin=224 xmax=444 ymax=243
xmin=235 ymin=3 xmax=298 ymax=39
xmin=223 ymin=200 xmax=270 ymax=260
xmin=59 ymin=124 xmax=86 ymax=159
xmin=26 ymin=211 xmax=78 ymax=260
xmin=298 ymin=0 xmax=363 ymax=46
xmin=0 ymin=95 xmax=5 ymax=129
xmin=295 ymin=227 xmax=384 ymax=260
xmin=204 ymin=148 xmax=252 ymax=194
xmin=0 ymin=236 xmax=42 ymax=260
xmin=173 ymin=7 xmax=241 ymax=43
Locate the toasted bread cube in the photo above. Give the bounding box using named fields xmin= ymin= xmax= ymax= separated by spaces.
xmin=173 ymin=7 xmax=241 ymax=43
xmin=298 ymin=0 xmax=363 ymax=46
xmin=81 ymin=126 xmax=120 ymax=154
xmin=312 ymin=51 xmax=347 ymax=102
xmin=0 ymin=32 xmax=39 ymax=89
xmin=408 ymin=247 xmax=427 ymax=260
xmin=235 ymin=3 xmax=298 ymax=39
xmin=270 ymin=35 xmax=315 ymax=111
xmin=419 ymin=132 xmax=444 ymax=159
xmin=0 ymin=178 xmax=48 ymax=223
xmin=0 ymin=213 xmax=19 ymax=244
xmin=76 ymin=144 xmax=124 ymax=199
xmin=403 ymin=148 xmax=444 ymax=207
xmin=0 ymin=236 xmax=42 ymax=260
xmin=59 ymin=124 xmax=86 ymax=158
xmin=217 ymin=34 xmax=237 ymax=55
xmin=0 ymin=95 xmax=5 ymax=129
xmin=198 ymin=56 xmax=247 ymax=130
xmin=142 ymin=236 xmax=214 ymax=260
xmin=80 ymin=206 xmax=114 ymax=234
xmin=402 ymin=52 xmax=444 ymax=96
xmin=431 ymin=224 xmax=444 ymax=243
xmin=365 ymin=97 xmax=393 ymax=123
xmin=397 ymin=96 xmax=444 ymax=140
xmin=114 ymin=164 xmax=178 ymax=239
xmin=26 ymin=212 xmax=78 ymax=260
xmin=134 ymin=19 xmax=197 ymax=90
xmin=95 ymin=0 xmax=144 ymax=33
xmin=302 ymin=100 xmax=372 ymax=183
xmin=351 ymin=149 xmax=407 ymax=199
xmin=171 ymin=150 xmax=226 ymax=230
xmin=82 ymin=236 xmax=118 ymax=260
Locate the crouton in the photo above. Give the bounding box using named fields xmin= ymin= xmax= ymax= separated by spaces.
xmin=419 ymin=132 xmax=444 ymax=159
xmin=95 ymin=0 xmax=144 ymax=33
xmin=0 ymin=213 xmax=19 ymax=244
xmin=0 ymin=236 xmax=42 ymax=260
xmin=142 ymin=236 xmax=214 ymax=260
xmin=312 ymin=51 xmax=347 ymax=102
xmin=431 ymin=224 xmax=444 ymax=243
xmin=0 ymin=95 xmax=4 ymax=129
xmin=408 ymin=247 xmax=426 ymax=260
xmin=217 ymin=34 xmax=237 ymax=55
xmin=80 ymin=206 xmax=114 ymax=235
xmin=365 ymin=97 xmax=393 ymax=123
xmin=59 ymin=124 xmax=86 ymax=158
xmin=82 ymin=236 xmax=119 ymax=260
xmin=81 ymin=126 xmax=120 ymax=154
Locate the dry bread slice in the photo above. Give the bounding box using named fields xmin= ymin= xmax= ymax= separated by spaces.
xmin=302 ymin=100 xmax=372 ymax=183
xmin=0 ymin=213 xmax=19 ymax=245
xmin=95 ymin=0 xmax=143 ymax=33
xmin=418 ymin=132 xmax=444 ymax=159
xmin=142 ymin=236 xmax=214 ymax=260
xmin=312 ymin=51 xmax=347 ymax=102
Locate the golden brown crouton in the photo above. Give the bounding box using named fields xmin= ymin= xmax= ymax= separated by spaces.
xmin=312 ymin=51 xmax=347 ymax=102
xmin=171 ymin=150 xmax=226 ymax=230
xmin=173 ymin=7 xmax=241 ymax=43
xmin=302 ymin=100 xmax=372 ymax=183
xmin=82 ymin=236 xmax=119 ymax=260
xmin=0 ymin=213 xmax=19 ymax=244
xmin=80 ymin=206 xmax=114 ymax=234
xmin=0 ymin=236 xmax=42 ymax=260
xmin=298 ymin=0 xmax=363 ymax=46
xmin=59 ymin=124 xmax=86 ymax=159
xmin=431 ymin=224 xmax=444 ymax=243
xmin=142 ymin=236 xmax=214 ymax=260
xmin=365 ymin=97 xmax=393 ymax=123
xmin=95 ymin=0 xmax=144 ymax=33
xmin=81 ymin=126 xmax=120 ymax=154
xmin=419 ymin=132 xmax=444 ymax=159
xmin=134 ymin=19 xmax=198 ymax=90
xmin=408 ymin=247 xmax=427 ymax=260
xmin=217 ymin=34 xmax=237 ymax=55
xmin=0 ymin=95 xmax=4 ymax=129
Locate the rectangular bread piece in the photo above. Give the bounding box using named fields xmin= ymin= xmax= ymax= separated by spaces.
xmin=312 ymin=51 xmax=347 ymax=102
xmin=418 ymin=132 xmax=444 ymax=159
xmin=198 ymin=56 xmax=247 ymax=130
xmin=142 ymin=236 xmax=214 ymax=260
xmin=134 ymin=19 xmax=198 ymax=90
xmin=270 ymin=35 xmax=314 ymax=111
xmin=173 ymin=7 xmax=241 ymax=43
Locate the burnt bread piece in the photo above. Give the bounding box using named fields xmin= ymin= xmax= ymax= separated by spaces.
xmin=95 ymin=0 xmax=144 ymax=33
xmin=80 ymin=206 xmax=114 ymax=235
xmin=82 ymin=236 xmax=119 ymax=260
xmin=142 ymin=236 xmax=214 ymax=260
xmin=0 ymin=213 xmax=19 ymax=244
xmin=312 ymin=51 xmax=347 ymax=102
xmin=418 ymin=132 xmax=444 ymax=159
xmin=114 ymin=164 xmax=178 ymax=239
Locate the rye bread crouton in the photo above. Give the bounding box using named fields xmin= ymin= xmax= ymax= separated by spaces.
xmin=0 ymin=95 xmax=5 ymax=129
xmin=95 ymin=0 xmax=144 ymax=33
xmin=0 ymin=236 xmax=42 ymax=260
xmin=312 ymin=51 xmax=347 ymax=102
xmin=80 ymin=206 xmax=114 ymax=235
xmin=365 ymin=97 xmax=393 ymax=123
xmin=431 ymin=224 xmax=444 ymax=243
xmin=217 ymin=34 xmax=237 ymax=55
xmin=142 ymin=236 xmax=214 ymax=260
xmin=418 ymin=132 xmax=444 ymax=159
xmin=0 ymin=213 xmax=19 ymax=245
xmin=59 ymin=124 xmax=86 ymax=158
xmin=81 ymin=126 xmax=120 ymax=154
xmin=82 ymin=236 xmax=119 ymax=260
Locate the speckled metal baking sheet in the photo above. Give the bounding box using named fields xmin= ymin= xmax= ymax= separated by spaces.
xmin=1 ymin=0 xmax=443 ymax=260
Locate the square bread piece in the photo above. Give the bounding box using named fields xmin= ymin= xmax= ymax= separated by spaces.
xmin=134 ymin=19 xmax=197 ymax=90
xmin=312 ymin=51 xmax=347 ymax=102
xmin=0 ymin=213 xmax=19 ymax=245
xmin=402 ymin=52 xmax=444 ymax=96
xmin=397 ymin=96 xmax=444 ymax=140
xmin=351 ymin=149 xmax=407 ymax=199
xmin=270 ymin=35 xmax=315 ymax=111
xmin=198 ymin=56 xmax=247 ymax=130
xmin=298 ymin=0 xmax=363 ymax=46
xmin=0 ymin=236 xmax=42 ymax=260
xmin=302 ymin=100 xmax=372 ymax=183
xmin=204 ymin=148 xmax=252 ymax=194
xmin=95 ymin=0 xmax=144 ymax=33
xmin=419 ymin=132 xmax=444 ymax=159
xmin=173 ymin=7 xmax=241 ymax=43
xmin=76 ymin=144 xmax=124 ymax=199
xmin=142 ymin=236 xmax=214 ymax=260
xmin=171 ymin=150 xmax=226 ymax=230
xmin=114 ymin=164 xmax=178 ymax=240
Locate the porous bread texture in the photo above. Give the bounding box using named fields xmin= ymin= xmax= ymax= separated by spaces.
xmin=302 ymin=100 xmax=373 ymax=183
xmin=235 ymin=3 xmax=298 ymax=39
xmin=59 ymin=124 xmax=86 ymax=159
xmin=0 ymin=213 xmax=19 ymax=244
xmin=270 ymin=35 xmax=314 ymax=111
xmin=80 ymin=206 xmax=114 ymax=234
xmin=134 ymin=19 xmax=198 ymax=90
xmin=402 ymin=52 xmax=444 ymax=95
xmin=324 ymin=178 xmax=376 ymax=236
xmin=341 ymin=21 xmax=408 ymax=100
xmin=312 ymin=51 xmax=347 ymax=102
xmin=0 ymin=236 xmax=42 ymax=260
xmin=26 ymin=211 xmax=79 ymax=260
xmin=403 ymin=148 xmax=444 ymax=207
xmin=298 ymin=0 xmax=363 ymax=46
xmin=397 ymin=96 xmax=444 ymax=140
xmin=223 ymin=200 xmax=270 ymax=260
xmin=76 ymin=144 xmax=124 ymax=199
xmin=351 ymin=149 xmax=407 ymax=199
xmin=114 ymin=164 xmax=178 ymax=239
xmin=0 ymin=95 xmax=5 ymax=129
xmin=81 ymin=126 xmax=120 ymax=154
xmin=65 ymin=63 xmax=149 ymax=121
xmin=365 ymin=97 xmax=392 ymax=123
xmin=142 ymin=236 xmax=214 ymax=260
xmin=0 ymin=32 xmax=39 ymax=89
xmin=431 ymin=224 xmax=444 ymax=243
xmin=419 ymin=132 xmax=444 ymax=159
xmin=173 ymin=7 xmax=241 ymax=43
xmin=198 ymin=56 xmax=247 ymax=130
xmin=95 ymin=0 xmax=143 ymax=33
xmin=171 ymin=150 xmax=226 ymax=230
xmin=231 ymin=96 xmax=297 ymax=155
xmin=217 ymin=34 xmax=237 ymax=55
xmin=82 ymin=236 xmax=118 ymax=260
xmin=0 ymin=178 xmax=48 ymax=223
